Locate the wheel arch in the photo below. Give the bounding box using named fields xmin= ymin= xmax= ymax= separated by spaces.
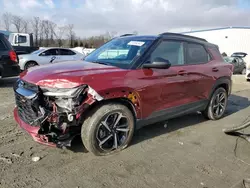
xmin=209 ymin=76 xmax=232 ymax=99
xmin=24 ymin=60 xmax=39 ymax=70
xmin=84 ymin=86 xmax=142 ymax=119
xmin=93 ymin=98 xmax=138 ymax=118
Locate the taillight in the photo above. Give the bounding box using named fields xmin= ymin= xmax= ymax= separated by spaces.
xmin=9 ymin=50 xmax=17 ymax=62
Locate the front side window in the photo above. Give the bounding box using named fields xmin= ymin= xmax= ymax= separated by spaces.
xmin=186 ymin=43 xmax=209 ymax=64
xmin=149 ymin=41 xmax=184 ymax=65
xmin=41 ymin=49 xmax=59 ymax=56
xmin=84 ymin=37 xmax=153 ymax=69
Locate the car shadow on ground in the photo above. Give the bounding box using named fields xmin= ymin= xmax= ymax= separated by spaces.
xmin=70 ymin=94 xmax=250 ymax=153
xmin=0 ymin=77 xmax=18 ymax=88
xmin=132 ymin=94 xmax=250 ymax=146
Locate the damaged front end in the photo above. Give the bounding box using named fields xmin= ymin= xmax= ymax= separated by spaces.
xmin=14 ymin=79 xmax=103 ymax=148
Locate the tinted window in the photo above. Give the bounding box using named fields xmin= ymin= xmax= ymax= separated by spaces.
xmin=18 ymin=36 xmax=27 ymax=43
xmin=150 ymin=41 xmax=184 ymax=65
xmin=60 ymin=49 xmax=76 ymax=55
xmin=42 ymin=49 xmax=59 ymax=56
xmin=186 ymin=43 xmax=209 ymax=64
xmin=0 ymin=40 xmax=6 ymax=50
xmin=15 ymin=35 xmax=27 ymax=44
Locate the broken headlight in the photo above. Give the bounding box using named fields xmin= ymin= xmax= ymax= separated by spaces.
xmin=40 ymin=85 xmax=87 ymax=98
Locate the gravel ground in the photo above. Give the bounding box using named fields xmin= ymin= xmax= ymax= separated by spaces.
xmin=0 ymin=75 xmax=250 ymax=188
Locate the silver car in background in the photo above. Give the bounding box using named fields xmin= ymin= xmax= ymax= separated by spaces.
xmin=18 ymin=47 xmax=85 ymax=70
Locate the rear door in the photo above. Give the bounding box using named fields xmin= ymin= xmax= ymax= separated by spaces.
xmin=183 ymin=42 xmax=215 ymax=102
xmin=58 ymin=49 xmax=77 ymax=62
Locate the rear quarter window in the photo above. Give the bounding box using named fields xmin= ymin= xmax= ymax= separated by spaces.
xmin=60 ymin=49 xmax=76 ymax=55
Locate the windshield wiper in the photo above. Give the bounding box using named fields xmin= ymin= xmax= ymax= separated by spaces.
xmin=92 ymin=61 xmax=109 ymax=66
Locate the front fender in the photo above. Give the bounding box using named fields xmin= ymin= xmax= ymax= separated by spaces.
xmin=94 ymin=87 xmax=142 ymax=118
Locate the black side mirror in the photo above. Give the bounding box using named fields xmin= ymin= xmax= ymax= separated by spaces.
xmin=143 ymin=57 xmax=171 ymax=69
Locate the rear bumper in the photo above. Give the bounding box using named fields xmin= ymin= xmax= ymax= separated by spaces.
xmin=1 ymin=63 xmax=20 ymax=78
xmin=13 ymin=108 xmax=56 ymax=147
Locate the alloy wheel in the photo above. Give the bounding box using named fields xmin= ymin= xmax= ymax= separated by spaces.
xmin=96 ymin=112 xmax=130 ymax=152
xmin=212 ymin=92 xmax=226 ymax=117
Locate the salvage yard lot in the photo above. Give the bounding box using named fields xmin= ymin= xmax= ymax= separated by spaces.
xmin=0 ymin=75 xmax=250 ymax=188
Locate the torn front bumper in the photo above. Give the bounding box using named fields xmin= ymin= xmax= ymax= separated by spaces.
xmin=14 ymin=107 xmax=57 ymax=147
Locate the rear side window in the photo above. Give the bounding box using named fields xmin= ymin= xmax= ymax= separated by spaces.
xmin=60 ymin=49 xmax=76 ymax=55
xmin=0 ymin=40 xmax=7 ymax=50
xmin=186 ymin=43 xmax=210 ymax=64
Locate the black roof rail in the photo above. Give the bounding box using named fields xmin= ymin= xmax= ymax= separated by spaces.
xmin=120 ymin=34 xmax=135 ymax=37
xmin=159 ymin=32 xmax=207 ymax=42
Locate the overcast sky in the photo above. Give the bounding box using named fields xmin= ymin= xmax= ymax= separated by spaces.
xmin=1 ymin=0 xmax=250 ymax=37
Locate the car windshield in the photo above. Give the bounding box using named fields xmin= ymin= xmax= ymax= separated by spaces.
xmin=31 ymin=49 xmax=45 ymax=54
xmin=84 ymin=37 xmax=154 ymax=69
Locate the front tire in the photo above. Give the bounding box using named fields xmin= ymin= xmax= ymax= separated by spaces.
xmin=81 ymin=103 xmax=135 ymax=156
xmin=202 ymin=87 xmax=228 ymax=120
xmin=24 ymin=61 xmax=38 ymax=70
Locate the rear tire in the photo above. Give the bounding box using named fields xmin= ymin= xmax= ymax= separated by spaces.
xmin=202 ymin=87 xmax=228 ymax=120
xmin=24 ymin=61 xmax=38 ymax=70
xmin=81 ymin=103 xmax=135 ymax=156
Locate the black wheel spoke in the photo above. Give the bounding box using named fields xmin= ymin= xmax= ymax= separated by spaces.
xmin=99 ymin=134 xmax=113 ymax=146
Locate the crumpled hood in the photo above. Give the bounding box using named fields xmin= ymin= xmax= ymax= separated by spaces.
xmin=20 ymin=61 xmax=126 ymax=88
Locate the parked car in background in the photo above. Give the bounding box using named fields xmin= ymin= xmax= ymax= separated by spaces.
xmin=14 ymin=33 xmax=233 ymax=156
xmin=223 ymin=56 xmax=246 ymax=74
xmin=231 ymin=52 xmax=248 ymax=59
xmin=0 ymin=33 xmax=20 ymax=78
xmin=18 ymin=47 xmax=85 ymax=70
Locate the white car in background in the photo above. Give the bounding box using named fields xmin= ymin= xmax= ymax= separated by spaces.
xmin=18 ymin=47 xmax=85 ymax=70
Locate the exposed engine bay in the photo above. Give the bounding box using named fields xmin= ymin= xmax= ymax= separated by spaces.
xmin=14 ymin=79 xmax=103 ymax=148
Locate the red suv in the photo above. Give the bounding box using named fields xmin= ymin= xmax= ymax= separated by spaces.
xmin=14 ymin=33 xmax=233 ymax=156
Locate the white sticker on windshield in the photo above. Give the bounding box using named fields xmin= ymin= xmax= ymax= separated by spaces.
xmin=128 ymin=41 xmax=145 ymax=46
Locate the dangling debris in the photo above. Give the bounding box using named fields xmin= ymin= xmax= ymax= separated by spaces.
xmin=223 ymin=120 xmax=250 ymax=142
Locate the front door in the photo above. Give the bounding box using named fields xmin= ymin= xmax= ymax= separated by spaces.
xmin=132 ymin=40 xmax=191 ymax=119
xmin=39 ymin=48 xmax=60 ymax=65
xmin=147 ymin=40 xmax=191 ymax=110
